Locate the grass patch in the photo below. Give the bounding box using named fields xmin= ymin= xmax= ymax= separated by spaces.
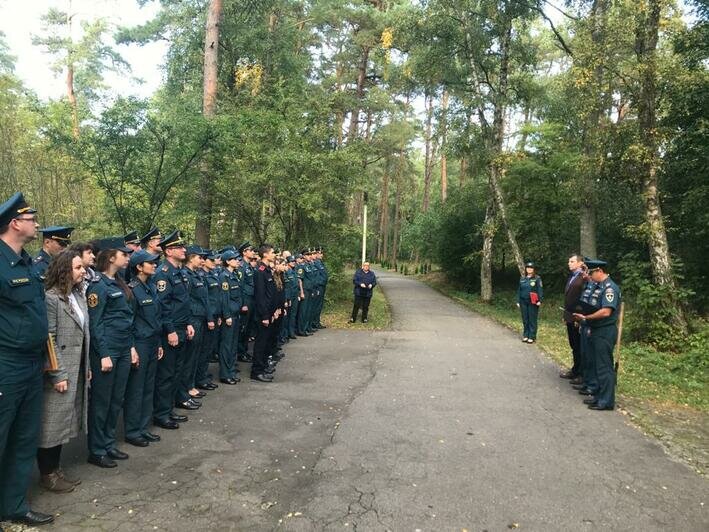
xmin=421 ymin=271 xmax=709 ymax=413
xmin=321 ymin=268 xmax=391 ymax=330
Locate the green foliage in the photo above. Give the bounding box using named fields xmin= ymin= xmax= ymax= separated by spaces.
xmin=618 ymin=253 xmax=695 ymax=350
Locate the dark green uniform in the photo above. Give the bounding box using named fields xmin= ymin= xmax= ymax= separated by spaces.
xmin=237 ymin=263 xmax=255 ymax=357
xmin=577 ymin=281 xmax=599 ymax=393
xmin=182 ymin=267 xmax=212 ymax=395
xmin=124 ymin=277 xmax=162 ymax=440
xmin=311 ymin=258 xmax=328 ymax=329
xmin=280 ymin=266 xmax=298 ymax=343
xmin=32 ymin=249 xmax=52 ymax=281
xmin=299 ymin=261 xmax=315 ymax=334
xmin=219 ymin=268 xmax=242 ymax=380
xmin=197 ymin=267 xmax=222 ymax=387
xmin=0 ymin=239 xmax=48 ymax=519
xmin=517 ymin=275 xmax=543 ymax=340
xmin=153 ymin=261 xmax=191 ymax=422
xmin=587 ymin=277 xmax=621 ymax=408
xmin=86 ymin=273 xmax=134 ymax=457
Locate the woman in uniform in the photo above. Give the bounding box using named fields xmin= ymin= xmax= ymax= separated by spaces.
xmin=123 ymin=250 xmax=163 ymax=447
xmin=516 ymin=261 xmax=544 ymax=343
xmin=86 ymin=237 xmax=134 ymax=468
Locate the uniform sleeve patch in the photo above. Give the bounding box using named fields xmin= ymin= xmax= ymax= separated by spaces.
xmin=88 ymin=293 xmax=99 ymax=308
xmin=157 ymin=280 xmax=167 ymax=292
xmin=222 ymin=282 xmax=229 ymax=291
xmin=605 ymin=290 xmax=615 ymax=303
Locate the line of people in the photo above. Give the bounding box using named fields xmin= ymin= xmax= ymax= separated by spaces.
xmin=0 ymin=192 xmax=329 ymax=528
xmin=516 ymin=255 xmax=622 ymax=411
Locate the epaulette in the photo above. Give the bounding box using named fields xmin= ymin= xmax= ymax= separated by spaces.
xmin=161 ymin=265 xmax=169 ymax=272
xmin=90 ymin=276 xmax=101 ymax=283
xmin=128 ymin=279 xmax=139 ymax=288
xmin=33 ymin=256 xmax=44 ymax=264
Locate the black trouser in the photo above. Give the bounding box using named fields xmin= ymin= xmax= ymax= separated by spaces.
xmin=566 ymin=321 xmax=581 ymax=377
xmin=351 ymin=295 xmax=371 ymax=321
xmin=252 ymin=321 xmax=276 ymax=376
xmin=153 ymin=328 xmax=187 ymax=422
xmin=36 ymin=445 xmax=62 ymax=475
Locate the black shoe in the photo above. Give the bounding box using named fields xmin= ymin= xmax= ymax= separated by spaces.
xmin=296 ymin=332 xmax=310 ymax=336
xmin=9 ymin=510 xmax=55 ymax=526
xmin=237 ymin=354 xmax=253 ymax=362
xmin=578 ymin=388 xmax=594 ymax=396
xmin=571 ymin=384 xmax=586 ymax=390
xmin=143 ymin=432 xmax=161 ymax=442
xmin=317 ymin=324 xmax=327 ymax=329
xmin=250 ymin=373 xmax=273 ymax=382
xmin=210 ymin=356 xmax=219 ymax=363
xmin=175 ymin=400 xmax=199 ymax=410
xmin=288 ymin=335 xmax=297 ymax=339
xmin=169 ymin=413 xmax=188 ymax=422
xmin=559 ymin=370 xmax=575 ymax=379
xmin=196 ymin=383 xmax=213 ymax=391
xmin=190 ymin=391 xmax=207 ymax=398
xmin=155 ymin=418 xmax=180 ymax=429
xmin=362 ymin=319 xmax=368 ymax=323
xmin=88 ymin=454 xmax=117 ymax=468
xmin=107 ymin=448 xmax=129 ymax=460
xmin=588 ymin=404 xmax=614 ymax=411
xmin=570 ymin=377 xmax=584 ymax=385
xmin=582 ymin=398 xmax=598 ymax=405
xmin=220 ymin=378 xmax=237 ymax=385
xmin=125 ymin=436 xmax=149 ymax=447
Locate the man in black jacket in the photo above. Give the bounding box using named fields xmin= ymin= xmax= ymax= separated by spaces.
xmin=560 ymin=254 xmax=587 ymax=380
xmin=350 ymin=262 xmax=377 ymax=323
xmin=251 ymin=244 xmax=277 ymax=382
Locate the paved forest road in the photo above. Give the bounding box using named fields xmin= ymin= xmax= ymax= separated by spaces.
xmin=26 ymin=271 xmax=706 ymax=531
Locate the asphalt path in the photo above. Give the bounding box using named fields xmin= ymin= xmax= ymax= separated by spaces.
xmin=18 ymin=270 xmax=707 ymax=531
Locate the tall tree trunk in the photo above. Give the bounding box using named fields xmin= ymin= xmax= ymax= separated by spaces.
xmin=392 ymin=160 xmax=403 ymax=265
xmin=579 ymin=0 xmax=608 ymax=258
xmin=378 ymin=158 xmax=390 ymax=261
xmin=195 ymin=0 xmax=222 ymax=247
xmin=66 ymin=6 xmax=79 ymax=140
xmin=348 ymin=46 xmax=369 ymax=143
xmin=635 ymin=0 xmax=687 ymax=331
xmin=440 ymin=90 xmax=449 ymax=202
xmin=487 ymin=19 xmax=524 ymax=275
xmin=422 ymin=91 xmax=435 ymax=212
xmin=480 ymin=200 xmax=496 ymax=302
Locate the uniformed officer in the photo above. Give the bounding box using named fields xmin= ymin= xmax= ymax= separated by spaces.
xmin=311 ymin=247 xmax=328 ymax=330
xmin=572 ymin=271 xmax=599 ymax=398
xmin=237 ymin=242 xmax=256 ymax=361
xmin=0 ymin=193 xmax=54 ymax=527
xmin=218 ymin=250 xmax=243 ymax=384
xmin=124 ymin=231 xmax=142 ymax=252
xmin=295 ymin=253 xmax=310 ymax=336
xmin=572 ymin=259 xmax=621 ymax=410
xmin=152 ymin=231 xmax=195 ymax=429
xmin=86 ymin=237 xmax=135 ymax=468
xmin=268 ymin=257 xmax=288 ymax=372
xmin=287 ymin=255 xmax=303 ymax=339
xmin=298 ymin=249 xmax=316 ymax=336
xmin=33 ymin=226 xmax=74 ymax=281
xmin=180 ymin=246 xmax=213 ymax=405
xmin=196 ymin=250 xmax=221 ymax=390
xmin=516 ymin=261 xmax=543 ymax=343
xmin=281 ymin=255 xmax=299 ymax=343
xmin=139 ymin=227 xmax=162 ymax=255
xmin=123 ymin=250 xmax=164 ymax=447
xmin=252 ymin=244 xmax=277 ymax=382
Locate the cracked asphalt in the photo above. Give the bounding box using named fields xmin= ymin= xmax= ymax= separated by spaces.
xmin=14 ymin=271 xmax=708 ymax=531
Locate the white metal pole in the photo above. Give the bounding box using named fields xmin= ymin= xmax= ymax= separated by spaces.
xmin=361 ymin=203 xmax=367 ymax=265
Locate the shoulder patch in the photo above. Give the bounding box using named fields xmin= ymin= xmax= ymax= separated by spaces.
xmin=157 ymin=280 xmax=167 ymax=292
xmin=298 ymin=268 xmax=303 ymax=274
xmin=87 ymin=293 xmax=99 ymax=308
xmin=222 ymin=281 xmax=229 ymax=291
xmin=605 ymin=290 xmax=615 ymax=303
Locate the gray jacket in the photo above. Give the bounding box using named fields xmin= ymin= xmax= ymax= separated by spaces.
xmin=38 ymin=287 xmax=91 ymax=448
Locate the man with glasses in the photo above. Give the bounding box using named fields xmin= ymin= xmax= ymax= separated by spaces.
xmin=0 ymin=193 xmax=54 ymax=526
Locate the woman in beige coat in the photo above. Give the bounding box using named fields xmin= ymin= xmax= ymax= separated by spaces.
xmin=36 ymin=249 xmax=90 ymax=493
